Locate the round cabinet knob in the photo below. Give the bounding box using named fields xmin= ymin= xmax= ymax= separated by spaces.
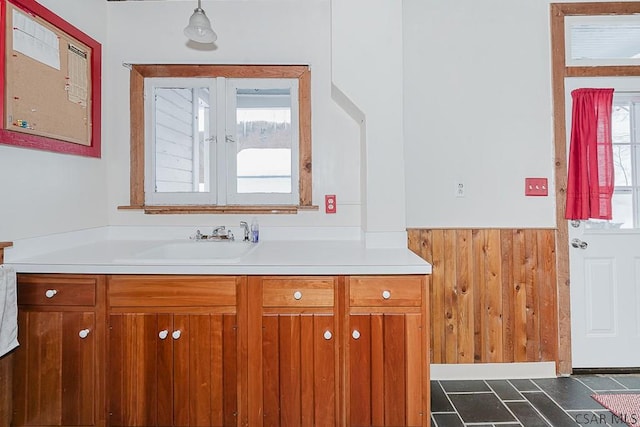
xmin=323 ymin=330 xmax=332 ymax=340
xmin=158 ymin=330 xmax=169 ymax=340
xmin=78 ymin=329 xmax=90 ymax=339
xmin=45 ymin=289 xmax=58 ymax=298
xmin=352 ymin=330 xmax=361 ymax=340
xmin=172 ymin=330 xmax=182 ymax=340
xmin=293 ymin=291 xmax=303 ymax=300
xmin=382 ymin=290 xmax=391 ymax=300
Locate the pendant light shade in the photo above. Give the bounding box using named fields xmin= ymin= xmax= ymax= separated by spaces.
xmin=184 ymin=0 xmax=217 ymax=44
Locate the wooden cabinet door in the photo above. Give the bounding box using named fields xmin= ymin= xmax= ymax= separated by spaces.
xmin=348 ymin=313 xmax=425 ymax=427
xmin=108 ymin=313 xmax=238 ymax=427
xmin=261 ymin=313 xmax=337 ymax=427
xmin=171 ymin=313 xmax=238 ymax=427
xmin=13 ymin=311 xmax=96 ymax=426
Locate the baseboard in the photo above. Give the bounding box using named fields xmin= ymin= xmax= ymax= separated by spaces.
xmin=430 ymin=362 xmax=557 ymax=380
xmin=572 ymin=367 xmax=640 ymax=375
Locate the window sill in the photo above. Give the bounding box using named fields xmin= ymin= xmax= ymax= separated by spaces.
xmin=117 ymin=205 xmax=319 ymax=215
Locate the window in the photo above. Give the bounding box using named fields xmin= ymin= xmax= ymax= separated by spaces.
xmin=125 ymin=65 xmax=313 ymax=214
xmin=566 ymin=16 xmax=640 ymax=67
xmin=609 ymin=93 xmax=640 ymax=228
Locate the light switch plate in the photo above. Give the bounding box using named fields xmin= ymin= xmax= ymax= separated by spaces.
xmin=525 ymin=178 xmax=548 ymax=196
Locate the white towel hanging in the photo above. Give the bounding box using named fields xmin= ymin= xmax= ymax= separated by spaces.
xmin=0 ymin=265 xmax=18 ymax=357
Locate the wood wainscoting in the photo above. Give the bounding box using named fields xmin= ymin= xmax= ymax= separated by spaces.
xmin=408 ymin=229 xmax=558 ymax=366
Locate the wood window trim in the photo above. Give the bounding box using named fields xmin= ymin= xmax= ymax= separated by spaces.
xmin=550 ymin=1 xmax=640 ymax=375
xmin=119 ymin=64 xmax=315 ymax=214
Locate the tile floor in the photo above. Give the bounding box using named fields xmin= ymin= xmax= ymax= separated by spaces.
xmin=431 ymin=375 xmax=640 ymax=426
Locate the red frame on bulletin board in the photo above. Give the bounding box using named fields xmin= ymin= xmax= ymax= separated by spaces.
xmin=0 ymin=0 xmax=101 ymax=157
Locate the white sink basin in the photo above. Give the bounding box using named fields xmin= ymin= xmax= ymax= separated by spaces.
xmin=125 ymin=241 xmax=259 ymax=264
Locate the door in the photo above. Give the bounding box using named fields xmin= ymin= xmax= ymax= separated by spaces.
xmin=13 ymin=311 xmax=96 ymax=426
xmin=261 ymin=313 xmax=337 ymax=427
xmin=108 ymin=313 xmax=238 ymax=426
xmin=348 ymin=313 xmax=424 ymax=427
xmin=567 ymin=77 xmax=640 ymax=368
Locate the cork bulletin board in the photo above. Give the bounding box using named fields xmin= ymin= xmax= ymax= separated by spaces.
xmin=0 ymin=0 xmax=102 ymax=157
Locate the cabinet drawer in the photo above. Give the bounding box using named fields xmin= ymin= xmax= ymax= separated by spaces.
xmin=18 ymin=276 xmax=96 ymax=306
xmin=262 ymin=277 xmax=335 ymax=307
xmin=349 ymin=276 xmax=423 ymax=307
xmin=108 ymin=275 xmax=237 ymax=307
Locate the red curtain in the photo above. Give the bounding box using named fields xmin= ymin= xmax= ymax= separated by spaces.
xmin=565 ymin=88 xmax=615 ymax=220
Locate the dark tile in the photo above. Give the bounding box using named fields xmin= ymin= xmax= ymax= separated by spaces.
xmin=432 ymin=413 xmax=464 ymax=427
xmin=507 ymin=401 xmax=551 ymax=426
xmin=509 ymin=379 xmax=541 ymax=392
xmin=533 ymin=377 xmax=603 ymax=410
xmin=448 ymin=393 xmax=516 ymax=424
xmin=575 ymin=376 xmax=627 ymax=392
xmin=612 ymin=375 xmax=640 ymax=390
xmin=487 ymin=380 xmax=525 ymax=401
xmin=523 ymin=391 xmax=580 ymax=427
xmin=440 ymin=379 xmax=491 ymax=393
xmin=431 ymin=381 xmax=455 ymax=413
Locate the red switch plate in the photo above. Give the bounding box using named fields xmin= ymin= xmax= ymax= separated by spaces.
xmin=525 ymin=178 xmax=548 ymax=196
xmin=325 ymin=194 xmax=336 ymax=214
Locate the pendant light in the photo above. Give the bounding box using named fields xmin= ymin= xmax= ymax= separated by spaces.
xmin=184 ymin=0 xmax=217 ymax=44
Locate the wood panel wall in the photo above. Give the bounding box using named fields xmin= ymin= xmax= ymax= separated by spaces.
xmin=408 ymin=229 xmax=558 ymax=365
xmin=0 ymin=242 xmax=13 ymax=426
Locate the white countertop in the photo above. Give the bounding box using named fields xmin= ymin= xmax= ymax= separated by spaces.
xmin=3 ymin=227 xmax=432 ymax=276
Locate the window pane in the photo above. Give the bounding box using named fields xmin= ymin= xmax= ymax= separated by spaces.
xmin=154 ymin=87 xmax=210 ymax=193
xmin=613 ymin=145 xmax=632 ymax=187
xmin=612 ymin=104 xmax=630 ymax=143
xmin=566 ymin=16 xmax=640 ymax=65
xmin=235 ymin=89 xmax=292 ymax=194
xmin=612 ymin=190 xmax=634 ymax=228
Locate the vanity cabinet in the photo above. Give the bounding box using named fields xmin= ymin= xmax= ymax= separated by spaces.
xmin=248 ymin=275 xmax=430 ymax=427
xmin=13 ymin=274 xmax=106 ymax=427
xmin=247 ymin=276 xmax=340 ymax=426
xmin=13 ymin=273 xmax=429 ymax=427
xmin=346 ymin=276 xmax=429 ymax=427
xmin=106 ymin=275 xmax=243 ymax=427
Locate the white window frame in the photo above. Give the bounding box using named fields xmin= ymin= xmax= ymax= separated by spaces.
xmin=144 ymin=77 xmax=299 ymax=206
xmin=144 ymin=78 xmax=216 ymax=205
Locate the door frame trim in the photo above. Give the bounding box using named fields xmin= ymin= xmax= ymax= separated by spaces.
xmin=551 ymin=2 xmax=640 ymax=374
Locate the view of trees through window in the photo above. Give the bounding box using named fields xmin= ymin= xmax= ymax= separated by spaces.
xmin=609 ymin=94 xmax=640 ymax=228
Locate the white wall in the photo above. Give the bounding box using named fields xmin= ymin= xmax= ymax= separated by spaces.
xmin=0 ymin=0 xmax=108 ymax=241
xmin=403 ymin=0 xmax=557 ymax=228
xmin=331 ymin=0 xmax=408 ymax=247
xmin=105 ymin=0 xmax=361 ymax=232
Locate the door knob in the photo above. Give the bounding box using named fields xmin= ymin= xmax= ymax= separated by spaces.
xmin=172 ymin=330 xmax=182 ymax=340
xmin=352 ymin=330 xmax=361 ymax=340
xmin=78 ymin=329 xmax=90 ymax=339
xmin=323 ymin=330 xmax=332 ymax=340
xmin=45 ymin=289 xmax=58 ymax=298
xmin=158 ymin=330 xmax=169 ymax=340
xmin=571 ymin=238 xmax=588 ymax=249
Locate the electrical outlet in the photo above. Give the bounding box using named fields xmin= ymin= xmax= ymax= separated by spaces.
xmin=455 ymin=182 xmax=465 ymax=198
xmin=325 ymin=194 xmax=336 ymax=214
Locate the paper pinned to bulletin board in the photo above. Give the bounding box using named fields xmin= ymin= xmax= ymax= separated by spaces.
xmin=0 ymin=0 xmax=102 ymax=158
xmin=4 ymin=2 xmax=92 ymax=146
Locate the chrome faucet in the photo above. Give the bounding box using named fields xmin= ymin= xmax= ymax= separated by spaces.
xmin=212 ymin=226 xmax=226 ymax=237
xmin=240 ymin=221 xmax=250 ymax=242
